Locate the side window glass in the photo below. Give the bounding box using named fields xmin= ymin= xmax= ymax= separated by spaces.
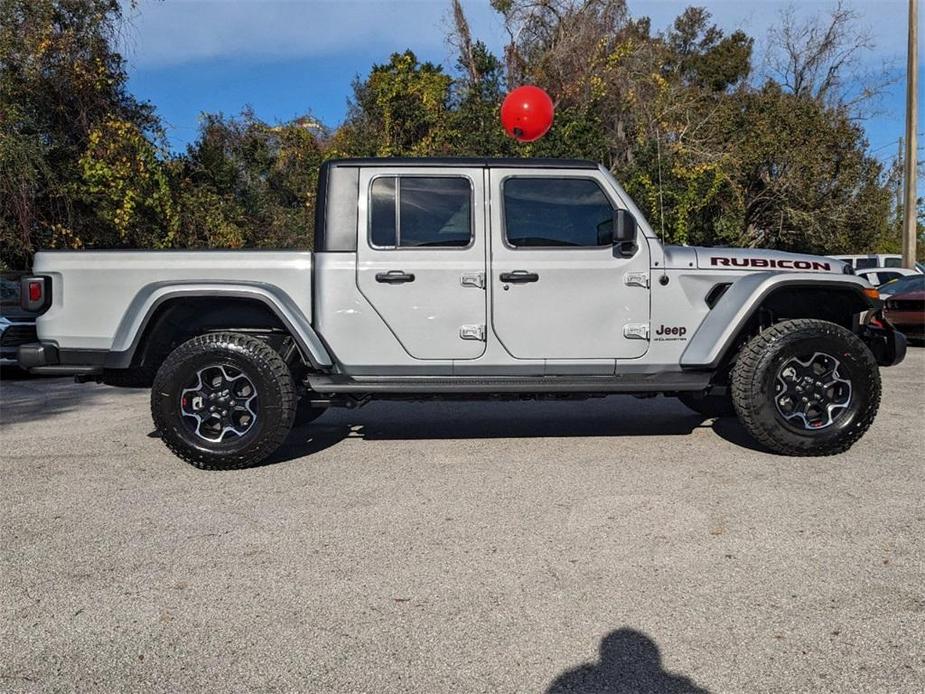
xmin=370 ymin=177 xmax=397 ymax=247
xmin=369 ymin=176 xmax=472 ymax=248
xmin=503 ymin=178 xmax=614 ymax=248
xmin=884 ymin=257 xmax=902 ymax=268
xmin=855 ymin=258 xmax=877 ymax=270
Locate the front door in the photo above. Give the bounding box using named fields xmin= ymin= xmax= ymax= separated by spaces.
xmin=489 ymin=170 xmax=651 ymax=360
xmin=356 ymin=167 xmax=487 ymax=360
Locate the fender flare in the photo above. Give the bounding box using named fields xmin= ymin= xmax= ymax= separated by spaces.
xmin=680 ymin=272 xmax=876 ymax=369
xmin=104 ymin=280 xmax=334 ymax=370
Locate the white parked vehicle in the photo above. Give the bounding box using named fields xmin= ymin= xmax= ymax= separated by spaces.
xmin=18 ymin=157 xmax=907 ymax=468
xmin=829 ymin=253 xmax=922 ymax=272
xmin=854 ymin=267 xmax=920 ymax=287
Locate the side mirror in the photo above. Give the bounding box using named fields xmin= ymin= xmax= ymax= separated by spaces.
xmin=614 ymin=209 xmax=638 ymax=257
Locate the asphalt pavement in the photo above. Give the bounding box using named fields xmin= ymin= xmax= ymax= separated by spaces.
xmin=1 ymin=350 xmax=923 ymax=693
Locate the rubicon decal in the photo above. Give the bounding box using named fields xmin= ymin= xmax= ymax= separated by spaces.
xmin=710 ymin=256 xmax=831 ymax=271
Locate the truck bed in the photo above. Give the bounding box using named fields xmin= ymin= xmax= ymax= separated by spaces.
xmin=32 ymin=250 xmax=313 ymax=352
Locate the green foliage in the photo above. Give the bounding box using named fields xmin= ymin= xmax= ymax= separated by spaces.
xmin=665 ymin=7 xmax=752 ymax=91
xmin=340 ymin=51 xmax=453 ymax=156
xmin=469 ymin=1 xmax=897 ymax=254
xmin=79 ymin=117 xmax=179 ymax=248
xmin=0 ymin=0 xmax=159 ymax=267
xmin=0 ymin=0 xmax=916 ymax=269
xmin=716 ymin=85 xmax=891 ymax=254
xmin=176 ymin=111 xmax=325 ymax=249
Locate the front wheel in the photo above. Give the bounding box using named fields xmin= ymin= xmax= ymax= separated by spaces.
xmin=731 ymin=319 xmax=881 ymax=456
xmin=151 ymin=332 xmax=296 ymax=470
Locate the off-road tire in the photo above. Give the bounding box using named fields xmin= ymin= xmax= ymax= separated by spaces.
xmin=677 ymin=391 xmax=736 ymax=418
xmin=151 ymin=332 xmax=296 ymax=470
xmin=731 ymin=319 xmax=880 ymax=456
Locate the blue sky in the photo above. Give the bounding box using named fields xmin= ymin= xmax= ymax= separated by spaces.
xmin=122 ymin=0 xmax=919 ymax=166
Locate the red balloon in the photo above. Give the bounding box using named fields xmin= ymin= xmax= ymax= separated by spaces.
xmin=501 ymin=86 xmax=554 ymax=142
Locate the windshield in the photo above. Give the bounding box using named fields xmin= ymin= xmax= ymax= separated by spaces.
xmin=879 ymin=274 xmax=925 ymax=296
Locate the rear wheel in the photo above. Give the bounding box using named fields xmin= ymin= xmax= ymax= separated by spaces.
xmin=151 ymin=332 xmax=296 ymax=469
xmin=731 ymin=319 xmax=880 ymax=456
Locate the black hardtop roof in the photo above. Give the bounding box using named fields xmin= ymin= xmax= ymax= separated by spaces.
xmin=323 ymin=157 xmax=600 ymax=170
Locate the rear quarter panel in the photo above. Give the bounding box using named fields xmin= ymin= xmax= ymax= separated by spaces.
xmin=33 ymin=250 xmax=313 ymax=351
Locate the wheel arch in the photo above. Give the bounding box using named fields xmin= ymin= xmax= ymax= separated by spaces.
xmin=681 ymin=273 xmax=877 ymax=370
xmin=104 ymin=282 xmax=334 ymax=371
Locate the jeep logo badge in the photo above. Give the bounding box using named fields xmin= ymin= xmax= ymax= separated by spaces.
xmin=654 ymin=324 xmax=687 ymax=341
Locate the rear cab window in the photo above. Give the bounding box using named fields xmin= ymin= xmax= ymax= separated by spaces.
xmin=369 ymin=176 xmax=472 ymax=248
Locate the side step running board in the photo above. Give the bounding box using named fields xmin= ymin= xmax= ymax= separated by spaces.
xmin=29 ymin=365 xmax=103 ymax=377
xmin=307 ymin=372 xmax=710 ymax=394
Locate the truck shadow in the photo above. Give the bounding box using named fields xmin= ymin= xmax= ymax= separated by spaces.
xmin=547 ymin=627 xmax=710 ymax=694
xmin=0 ymin=369 xmax=143 ymax=428
xmin=268 ymin=396 xmax=767 ymax=465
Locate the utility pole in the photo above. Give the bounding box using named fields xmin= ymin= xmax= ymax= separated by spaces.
xmin=902 ymin=0 xmax=919 ymax=267
xmin=897 ymin=137 xmax=904 ymax=223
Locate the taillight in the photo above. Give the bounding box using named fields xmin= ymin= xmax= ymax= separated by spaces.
xmin=21 ymin=275 xmax=51 ymax=313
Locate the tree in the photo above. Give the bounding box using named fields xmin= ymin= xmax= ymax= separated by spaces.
xmin=765 ymin=0 xmax=882 ymax=109
xmin=664 ymin=7 xmax=752 ymax=92
xmin=721 ymin=84 xmax=890 ymax=253
xmin=176 ymin=110 xmax=326 ymax=249
xmin=448 ymin=0 xmax=892 ymax=253
xmin=78 ymin=117 xmax=178 ymax=249
xmin=0 ymin=0 xmax=908 ymax=268
xmin=0 ymin=0 xmax=162 ymax=268
xmin=337 ymin=51 xmax=453 ymax=156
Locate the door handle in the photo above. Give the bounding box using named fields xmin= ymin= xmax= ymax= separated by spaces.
xmin=375 ymin=270 xmax=415 ymax=284
xmin=499 ymin=271 xmax=539 ymax=284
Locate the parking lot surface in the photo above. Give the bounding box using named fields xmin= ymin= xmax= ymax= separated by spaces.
xmin=2 ymin=350 xmax=924 ymax=693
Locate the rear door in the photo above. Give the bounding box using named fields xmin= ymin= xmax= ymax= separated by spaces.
xmin=489 ymin=170 xmax=651 ymax=360
xmin=356 ymin=167 xmax=487 ymax=360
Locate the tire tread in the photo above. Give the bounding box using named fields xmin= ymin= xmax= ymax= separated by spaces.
xmin=731 ymin=319 xmax=880 ymax=456
xmin=151 ymin=332 xmax=296 ymax=470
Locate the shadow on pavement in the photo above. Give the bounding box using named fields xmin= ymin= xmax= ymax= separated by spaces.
xmin=4 ymin=371 xmax=766 ymax=458
xmin=547 ymin=628 xmax=710 ymax=694
xmin=0 ymin=365 xmax=42 ymax=382
xmin=0 ymin=370 xmax=140 ymax=427
xmin=265 ymin=396 xmax=768 ymax=465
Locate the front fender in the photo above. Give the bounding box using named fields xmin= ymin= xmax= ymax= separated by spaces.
xmin=106 ymin=280 xmax=333 ymax=369
xmin=861 ymin=311 xmax=907 ymax=366
xmin=680 ymin=272 xmax=876 ymax=369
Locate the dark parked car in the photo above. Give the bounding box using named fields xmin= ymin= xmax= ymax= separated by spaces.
xmin=1 ymin=274 xmax=38 ymax=367
xmin=884 ymin=288 xmax=925 ymax=342
xmin=878 ymin=273 xmax=925 ymax=299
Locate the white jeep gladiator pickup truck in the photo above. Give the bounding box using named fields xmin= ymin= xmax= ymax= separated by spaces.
xmin=19 ymin=158 xmax=906 ymax=468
